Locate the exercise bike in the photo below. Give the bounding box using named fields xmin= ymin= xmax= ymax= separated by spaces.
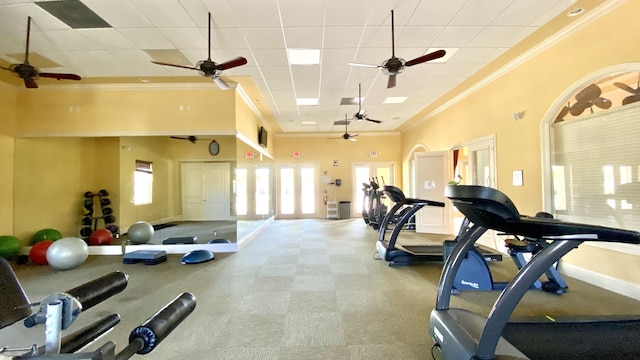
xmin=0 ymin=257 xmax=196 ymax=359
xmin=444 ymin=212 xmax=568 ymax=295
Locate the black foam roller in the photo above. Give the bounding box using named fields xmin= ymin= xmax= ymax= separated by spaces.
xmin=66 ymin=272 xmax=128 ymax=311
xmin=129 ymin=292 xmax=196 ymax=354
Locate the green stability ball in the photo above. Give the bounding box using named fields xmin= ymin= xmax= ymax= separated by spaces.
xmin=0 ymin=235 xmax=21 ymax=260
xmin=31 ymin=228 xmax=63 ymax=245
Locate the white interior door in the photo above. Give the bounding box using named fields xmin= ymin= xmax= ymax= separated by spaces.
xmin=414 ymin=151 xmax=452 ymax=234
xmin=182 ymin=163 xmax=231 ymax=221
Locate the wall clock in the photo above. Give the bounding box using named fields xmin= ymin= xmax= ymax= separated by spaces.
xmin=208 ymin=140 xmax=219 ymax=156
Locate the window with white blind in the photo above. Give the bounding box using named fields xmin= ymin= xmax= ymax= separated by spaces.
xmin=550 ymin=103 xmax=640 ymax=253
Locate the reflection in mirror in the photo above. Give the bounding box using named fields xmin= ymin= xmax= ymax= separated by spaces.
xmin=13 ymin=135 xmax=274 ymax=254
xmin=235 ymin=137 xmax=274 ymax=243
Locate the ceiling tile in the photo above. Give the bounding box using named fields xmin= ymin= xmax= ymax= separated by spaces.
xmin=227 ymin=0 xmax=281 ymax=27
xmin=467 ymin=26 xmax=526 ymax=47
xmin=283 ymin=27 xmax=322 ymax=49
xmin=118 ymin=28 xmax=173 ymax=49
xmin=409 ymin=0 xmax=467 ymax=25
xmin=324 ymin=0 xmax=373 ymax=26
xmin=83 ymin=0 xmax=152 ymax=28
xmin=278 ymin=0 xmax=326 ymax=27
xmin=129 ymin=0 xmax=196 ymax=27
xmin=493 ymin=0 xmax=564 ymax=26
xmin=160 ymin=28 xmax=208 ymax=50
xmin=450 ymin=0 xmax=513 ymax=26
xmin=431 ymin=26 xmax=484 ymax=47
xmin=243 ymin=27 xmax=285 ymax=50
xmin=397 ymin=26 xmax=444 ymax=48
xmin=78 ymin=28 xmax=138 ymax=50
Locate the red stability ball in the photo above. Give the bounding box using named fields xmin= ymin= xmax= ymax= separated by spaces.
xmin=89 ymin=229 xmax=113 ymax=246
xmin=30 ymin=240 xmax=53 ymax=265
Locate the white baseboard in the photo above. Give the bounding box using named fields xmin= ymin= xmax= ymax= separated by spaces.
xmin=559 ymin=262 xmax=640 ymax=301
xmin=238 ymin=217 xmax=274 ymax=250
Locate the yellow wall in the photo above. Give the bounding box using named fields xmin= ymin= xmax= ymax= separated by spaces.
xmin=235 ymin=90 xmax=274 ymax=155
xmin=0 ymin=86 xmax=17 ymax=234
xmin=15 ymin=87 xmax=237 ymax=136
xmin=273 ymin=134 xmax=402 ymax=203
xmin=13 ymin=138 xmax=97 ymax=243
xmin=401 ymin=1 xmax=640 ymax=285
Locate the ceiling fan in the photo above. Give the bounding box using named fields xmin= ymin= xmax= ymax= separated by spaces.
xmin=348 ymin=10 xmax=446 ymax=89
xmin=614 ymin=74 xmax=640 ymax=105
xmin=352 ymin=83 xmax=382 ymax=124
xmin=330 ymin=115 xmax=358 ymax=141
xmin=569 ymin=83 xmax=612 ymax=116
xmin=170 ymin=136 xmax=209 ymax=144
xmin=0 ymin=16 xmax=81 ymax=89
xmin=151 ymin=12 xmax=247 ymax=90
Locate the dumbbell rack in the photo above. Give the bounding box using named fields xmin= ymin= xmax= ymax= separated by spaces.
xmin=80 ymin=190 xmax=118 ymax=241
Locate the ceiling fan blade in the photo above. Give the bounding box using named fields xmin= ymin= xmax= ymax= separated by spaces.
xmin=387 ymin=74 xmax=396 ymax=88
xmin=350 ymin=133 xmax=359 ymax=137
xmin=24 ymin=77 xmax=38 ymax=89
xmin=348 ymin=62 xmax=380 ymax=68
xmin=574 ymin=83 xmax=601 ymax=103
xmin=213 ymin=76 xmax=230 ymax=90
xmin=151 ymin=61 xmax=198 ymax=71
xmin=594 ymin=97 xmax=612 ymax=110
xmin=218 ymin=57 xmax=247 ymax=71
xmin=39 ymin=72 xmax=81 ymax=81
xmin=569 ymin=102 xmax=589 ymax=117
xmin=0 ymin=65 xmax=11 ymax=71
xmin=623 ymin=95 xmax=640 ymax=105
xmin=405 ymin=49 xmax=446 ymax=67
xmin=614 ymin=82 xmax=638 ymax=94
xmin=365 ymin=118 xmax=382 ymax=124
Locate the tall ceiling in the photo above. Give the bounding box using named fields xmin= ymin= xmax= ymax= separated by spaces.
xmin=0 ymin=0 xmax=600 ymax=135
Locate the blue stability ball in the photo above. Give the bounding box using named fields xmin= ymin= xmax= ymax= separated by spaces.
xmin=127 ymin=222 xmax=154 ymax=244
xmin=46 ymin=237 xmax=89 ymax=270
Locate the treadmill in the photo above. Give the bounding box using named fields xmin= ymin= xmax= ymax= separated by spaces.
xmin=430 ymin=185 xmax=640 ymax=360
xmin=376 ymin=185 xmax=503 ymax=266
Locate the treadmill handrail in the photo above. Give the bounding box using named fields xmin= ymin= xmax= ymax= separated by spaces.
xmin=383 ymin=185 xmax=445 ymax=207
xmin=445 ymin=185 xmax=640 ymax=244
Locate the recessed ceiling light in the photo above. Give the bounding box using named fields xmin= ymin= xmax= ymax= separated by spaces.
xmin=296 ymin=98 xmax=318 ymax=106
xmin=567 ymin=8 xmax=584 ymax=17
xmin=301 ymin=121 xmax=316 ymax=125
xmin=287 ymin=49 xmax=320 ymax=65
xmin=383 ymin=97 xmax=408 ymax=104
xmin=139 ymin=78 xmax=150 ymax=83
xmin=425 ymin=48 xmax=459 ymax=63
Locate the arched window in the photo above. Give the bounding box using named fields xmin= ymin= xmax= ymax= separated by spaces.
xmin=542 ymin=65 xmax=640 ymax=255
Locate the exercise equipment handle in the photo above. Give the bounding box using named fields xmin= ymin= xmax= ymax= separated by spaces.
xmin=116 ymin=292 xmax=196 ymax=359
xmin=66 ymin=272 xmax=128 ymax=311
xmin=60 ymin=314 xmax=121 ymax=353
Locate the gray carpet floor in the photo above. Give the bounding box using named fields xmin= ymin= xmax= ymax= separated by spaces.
xmin=2 ymin=219 xmax=640 ymax=359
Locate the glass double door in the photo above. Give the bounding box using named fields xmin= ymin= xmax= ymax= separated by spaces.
xmin=277 ymin=164 xmax=318 ymax=218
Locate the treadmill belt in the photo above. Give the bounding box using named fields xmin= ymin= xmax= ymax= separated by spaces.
xmin=401 ymin=244 xmax=503 ymax=261
xmin=503 ymin=319 xmax=640 ymax=359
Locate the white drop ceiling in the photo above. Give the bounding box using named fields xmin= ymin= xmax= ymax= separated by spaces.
xmin=0 ymin=0 xmax=589 ymax=135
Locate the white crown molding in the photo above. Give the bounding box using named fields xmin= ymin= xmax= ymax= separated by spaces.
xmin=14 ymin=130 xmax=238 ymax=138
xmin=275 ymin=131 xmax=400 ymax=138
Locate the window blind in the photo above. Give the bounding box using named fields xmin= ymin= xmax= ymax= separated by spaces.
xmin=551 ymin=103 xmax=640 ymax=252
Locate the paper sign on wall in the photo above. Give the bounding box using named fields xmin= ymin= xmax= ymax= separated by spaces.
xmin=424 ymin=180 xmax=436 ymax=189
